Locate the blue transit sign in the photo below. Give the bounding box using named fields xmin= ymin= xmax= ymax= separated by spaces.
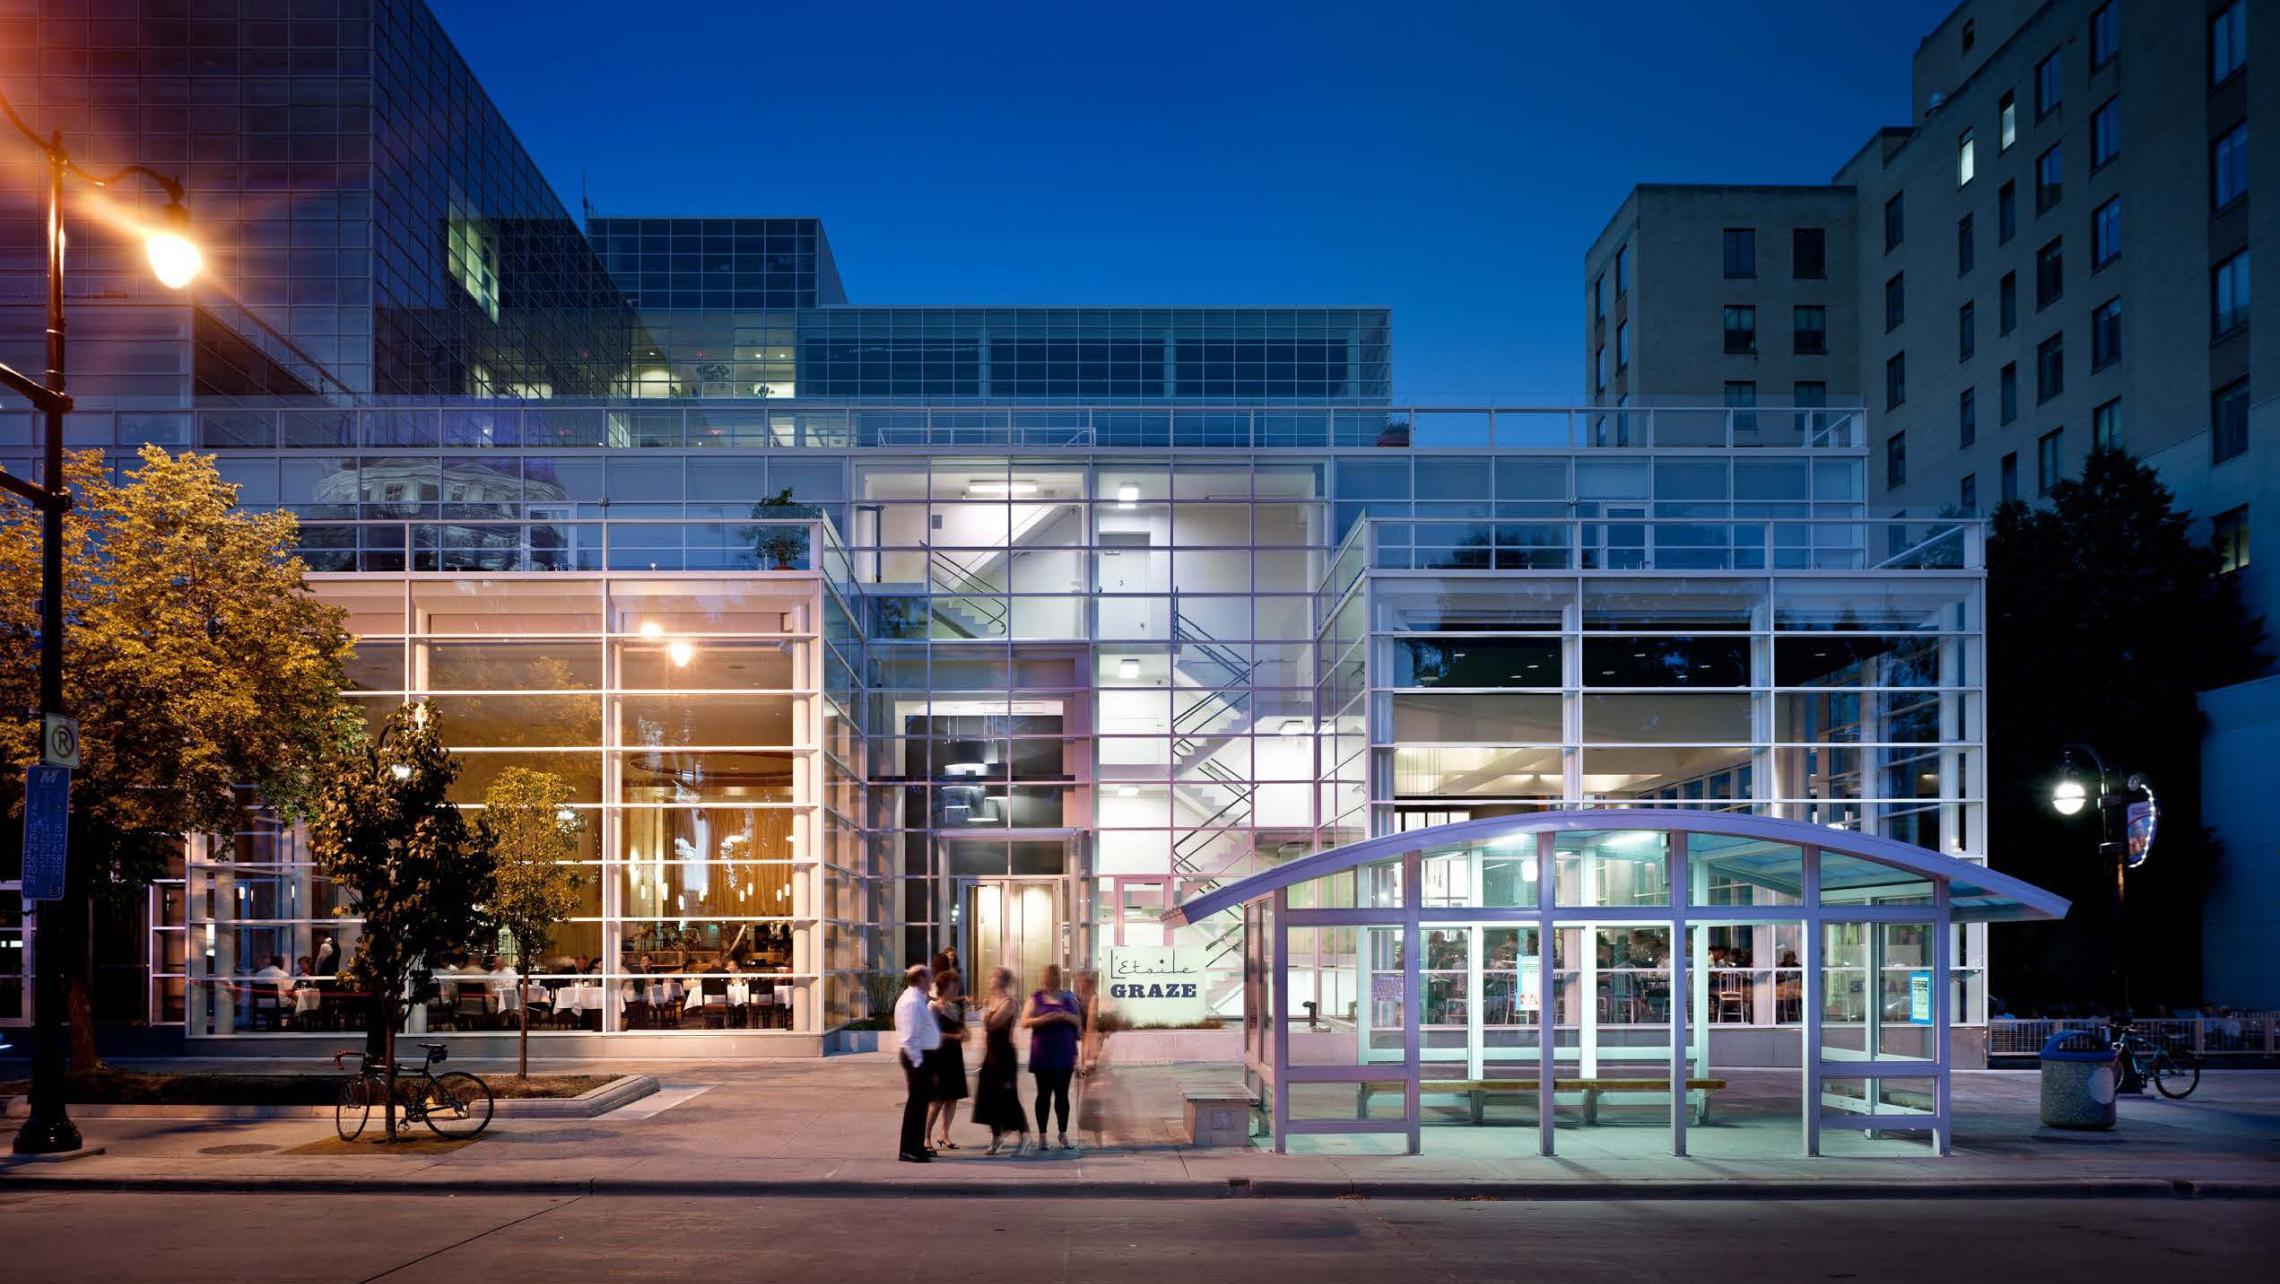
xmin=22 ymin=764 xmax=69 ymax=903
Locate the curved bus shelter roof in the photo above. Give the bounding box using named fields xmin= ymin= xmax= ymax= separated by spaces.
xmin=1171 ymin=809 xmax=2068 ymax=1162
xmin=1166 ymin=809 xmax=2068 ymax=928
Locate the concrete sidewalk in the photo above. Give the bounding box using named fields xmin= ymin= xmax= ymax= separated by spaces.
xmin=4 ymin=1056 xmax=2277 ymax=1200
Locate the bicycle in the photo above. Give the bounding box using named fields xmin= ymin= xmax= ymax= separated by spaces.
xmin=333 ymin=1042 xmax=495 ymax=1141
xmin=2111 ymin=1022 xmax=2200 ymax=1099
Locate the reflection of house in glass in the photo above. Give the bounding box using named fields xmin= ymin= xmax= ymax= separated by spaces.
xmin=306 ymin=456 xmax=577 ymax=572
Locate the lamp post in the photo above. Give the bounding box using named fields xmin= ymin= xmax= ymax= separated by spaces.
xmin=2049 ymin=742 xmax=2152 ymax=1022
xmin=1 ymin=91 xmax=200 ymax=1156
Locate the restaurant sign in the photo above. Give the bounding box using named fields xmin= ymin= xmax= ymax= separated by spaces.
xmin=1105 ymin=946 xmax=1207 ymax=1025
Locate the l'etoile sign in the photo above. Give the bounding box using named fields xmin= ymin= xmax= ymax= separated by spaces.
xmin=1105 ymin=946 xmax=1206 ymax=1024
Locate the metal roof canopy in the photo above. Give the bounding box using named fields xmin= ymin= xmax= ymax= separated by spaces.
xmin=1165 ymin=809 xmax=2068 ymax=926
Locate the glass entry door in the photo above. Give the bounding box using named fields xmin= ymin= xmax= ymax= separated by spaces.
xmin=963 ymin=878 xmax=1061 ymax=987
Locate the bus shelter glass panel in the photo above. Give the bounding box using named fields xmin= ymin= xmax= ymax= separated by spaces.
xmin=1554 ymin=830 xmax=1670 ymax=907
xmin=1421 ymin=838 xmax=1539 ymax=908
xmin=1821 ymin=921 xmax=1938 ymax=1063
xmin=1285 ymin=925 xmax=1364 ymax=1066
xmin=1685 ymin=833 xmax=1805 ymax=908
xmin=1818 ymin=852 xmax=1932 ymax=907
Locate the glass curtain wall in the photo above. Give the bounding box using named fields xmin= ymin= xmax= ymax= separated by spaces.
xmin=183 ymin=565 xmax=861 ymax=1037
xmin=850 ymin=458 xmax=1329 ymax=1011
xmin=1351 ymin=449 xmax=1986 ymax=1038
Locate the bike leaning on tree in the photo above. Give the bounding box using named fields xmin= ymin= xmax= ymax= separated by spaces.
xmin=332 ymin=1043 xmax=495 ymax=1141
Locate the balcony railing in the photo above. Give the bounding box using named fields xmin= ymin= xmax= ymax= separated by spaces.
xmin=292 ymin=516 xmax=853 ymax=584
xmin=1362 ymin=514 xmax=1982 ymax=574
xmin=121 ymin=402 xmax=1871 ymax=454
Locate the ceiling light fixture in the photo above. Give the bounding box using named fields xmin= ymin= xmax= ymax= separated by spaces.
xmin=1118 ymin=658 xmax=1141 ymax=680
xmin=966 ymin=480 xmax=1041 ymax=498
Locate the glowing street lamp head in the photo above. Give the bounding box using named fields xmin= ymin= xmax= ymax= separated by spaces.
xmin=145 ymin=200 xmax=202 ymax=289
xmin=2051 ymin=776 xmax=2087 ymax=816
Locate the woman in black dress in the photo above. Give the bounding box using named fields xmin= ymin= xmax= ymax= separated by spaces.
xmin=924 ymin=966 xmax=969 ymax=1151
xmin=970 ymin=966 xmax=1029 ymax=1155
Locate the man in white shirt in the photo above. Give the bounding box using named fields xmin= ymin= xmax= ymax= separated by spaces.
xmin=891 ymin=963 xmax=941 ymax=1162
xmin=250 ymin=954 xmax=291 ymax=1000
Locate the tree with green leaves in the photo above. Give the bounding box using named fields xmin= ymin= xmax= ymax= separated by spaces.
xmin=745 ymin=487 xmax=815 ymax=570
xmin=1986 ymin=447 xmax=2266 ymax=1014
xmin=306 ymin=702 xmax=496 ymax=1140
xmin=482 ymin=767 xmax=582 ymax=1080
xmin=0 ymin=446 xmax=349 ymax=1070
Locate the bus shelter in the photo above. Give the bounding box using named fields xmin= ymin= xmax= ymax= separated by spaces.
xmin=1167 ymin=810 xmax=2067 ymax=1158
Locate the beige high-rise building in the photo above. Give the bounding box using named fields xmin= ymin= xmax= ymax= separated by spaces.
xmin=1585 ymin=0 xmax=2280 ymax=1007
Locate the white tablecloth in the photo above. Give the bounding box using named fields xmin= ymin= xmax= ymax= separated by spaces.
xmin=557 ymin=983 xmax=609 ymax=1015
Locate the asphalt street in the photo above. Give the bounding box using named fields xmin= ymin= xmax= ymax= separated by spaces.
xmin=0 ymin=1192 xmax=2270 ymax=1283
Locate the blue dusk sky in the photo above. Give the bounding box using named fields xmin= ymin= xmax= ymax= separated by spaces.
xmin=432 ymin=0 xmax=1954 ymax=401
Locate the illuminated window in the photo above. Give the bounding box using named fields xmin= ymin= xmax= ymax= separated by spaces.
xmin=447 ymin=187 xmax=501 ymax=324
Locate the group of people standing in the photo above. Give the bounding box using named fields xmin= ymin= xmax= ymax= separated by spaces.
xmin=893 ymin=949 xmax=1095 ymax=1162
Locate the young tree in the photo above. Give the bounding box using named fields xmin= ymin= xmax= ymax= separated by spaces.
xmin=0 ymin=447 xmax=349 ymax=1069
xmin=482 ymin=767 xmax=582 ymax=1080
xmin=306 ymin=703 xmax=496 ymax=1140
xmin=745 ymin=487 xmax=815 ymax=570
xmin=1986 ymin=447 xmax=2266 ymax=1013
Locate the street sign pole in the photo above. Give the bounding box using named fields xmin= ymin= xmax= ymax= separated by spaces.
xmin=8 ymin=140 xmax=81 ymax=1157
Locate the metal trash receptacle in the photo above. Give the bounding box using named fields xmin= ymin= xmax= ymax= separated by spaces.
xmin=2039 ymin=1029 xmax=2118 ymax=1129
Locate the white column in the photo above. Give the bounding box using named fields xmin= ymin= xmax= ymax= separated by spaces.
xmin=1537 ymin=830 xmax=1556 ymax=1158
xmin=1668 ymin=832 xmax=1689 ymax=1157
xmin=1934 ymin=881 xmax=1953 ymax=1156
xmin=1802 ymin=845 xmax=1823 ymax=1157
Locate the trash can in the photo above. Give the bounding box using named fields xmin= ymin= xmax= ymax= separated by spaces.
xmin=2039 ymin=1029 xmax=2118 ymax=1129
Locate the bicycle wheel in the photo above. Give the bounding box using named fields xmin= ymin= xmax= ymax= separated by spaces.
xmin=420 ymin=1071 xmax=495 ymax=1138
xmin=2152 ymin=1052 xmax=2200 ymax=1099
xmin=335 ymin=1075 xmax=374 ymax=1142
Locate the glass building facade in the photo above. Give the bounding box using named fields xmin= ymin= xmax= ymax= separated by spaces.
xmin=0 ymin=4 xmax=1985 ymax=1057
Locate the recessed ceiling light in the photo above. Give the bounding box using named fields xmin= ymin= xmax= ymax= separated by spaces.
xmin=1118 ymin=658 xmax=1141 ymax=680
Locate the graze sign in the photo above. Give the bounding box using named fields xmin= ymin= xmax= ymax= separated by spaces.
xmin=1106 ymin=946 xmax=1206 ymax=1025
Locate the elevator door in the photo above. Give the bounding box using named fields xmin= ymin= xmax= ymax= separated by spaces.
xmin=964 ymin=879 xmax=1060 ymax=989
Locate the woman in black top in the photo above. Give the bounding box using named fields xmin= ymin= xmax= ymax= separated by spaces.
xmin=970 ymin=966 xmax=1029 ymax=1155
xmin=924 ymin=966 xmax=969 ymax=1151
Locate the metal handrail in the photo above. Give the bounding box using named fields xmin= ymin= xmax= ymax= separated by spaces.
xmin=156 ymin=401 xmax=1872 ymax=453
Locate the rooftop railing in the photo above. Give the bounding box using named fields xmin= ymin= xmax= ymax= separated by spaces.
xmin=0 ymin=402 xmax=1872 ymax=454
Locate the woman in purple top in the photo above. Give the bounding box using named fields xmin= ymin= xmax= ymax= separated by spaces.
xmin=1020 ymin=963 xmax=1083 ymax=1150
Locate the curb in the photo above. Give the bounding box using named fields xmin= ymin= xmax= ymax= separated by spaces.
xmin=0 ymin=1075 xmax=659 ymax=1122
xmin=2 ymin=1173 xmax=2276 ymax=1201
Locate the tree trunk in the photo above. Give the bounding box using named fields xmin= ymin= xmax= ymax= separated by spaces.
xmin=53 ymin=889 xmax=101 ymax=1073
xmin=380 ymin=1001 xmax=398 ymax=1142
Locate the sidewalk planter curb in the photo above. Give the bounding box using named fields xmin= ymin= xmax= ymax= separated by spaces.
xmin=0 ymin=1075 xmax=658 ymax=1122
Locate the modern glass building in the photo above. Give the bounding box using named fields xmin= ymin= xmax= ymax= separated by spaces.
xmin=0 ymin=3 xmax=1993 ymax=1065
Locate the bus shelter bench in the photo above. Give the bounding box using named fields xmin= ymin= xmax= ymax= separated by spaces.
xmin=1357 ymin=1077 xmax=1727 ymax=1125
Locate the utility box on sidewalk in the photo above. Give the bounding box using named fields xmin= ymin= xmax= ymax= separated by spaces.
xmin=2038 ymin=1030 xmax=2118 ymax=1130
xmin=1184 ymin=1086 xmax=1256 ymax=1147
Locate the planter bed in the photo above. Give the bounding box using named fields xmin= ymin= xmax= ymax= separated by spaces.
xmin=0 ymin=1070 xmax=657 ymax=1120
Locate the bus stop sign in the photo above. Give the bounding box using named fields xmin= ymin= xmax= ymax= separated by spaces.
xmin=22 ymin=764 xmax=68 ymax=902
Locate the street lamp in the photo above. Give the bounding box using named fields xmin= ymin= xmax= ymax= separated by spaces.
xmin=2049 ymin=742 xmax=2153 ymax=1023
xmin=1 ymin=89 xmax=201 ymax=1157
